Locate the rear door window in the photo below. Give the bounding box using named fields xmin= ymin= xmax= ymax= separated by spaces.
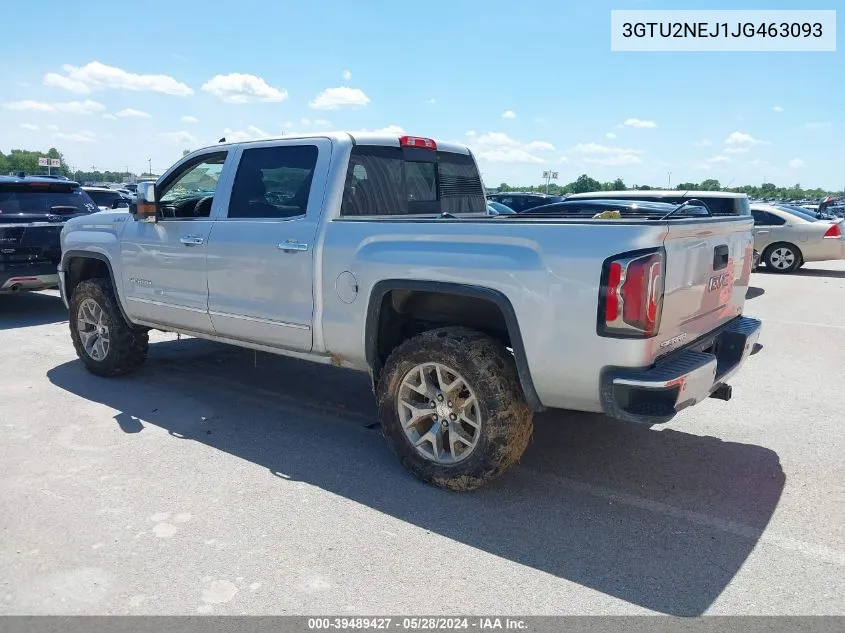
xmin=340 ymin=146 xmax=485 ymax=217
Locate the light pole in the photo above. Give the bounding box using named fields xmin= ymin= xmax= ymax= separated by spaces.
xmin=667 ymin=171 xmax=672 ymax=189
xmin=148 ymin=158 xmax=152 ymax=177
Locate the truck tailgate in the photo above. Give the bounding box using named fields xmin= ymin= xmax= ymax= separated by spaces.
xmin=657 ymin=217 xmax=754 ymax=356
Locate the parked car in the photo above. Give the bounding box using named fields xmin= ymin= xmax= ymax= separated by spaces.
xmin=81 ymin=186 xmax=131 ymax=211
xmin=566 ymin=190 xmax=751 ymax=216
xmin=0 ymin=176 xmax=97 ymax=292
xmin=750 ymin=203 xmax=844 ymax=273
xmin=486 ymin=201 xmax=516 ymax=215
xmin=59 ymin=132 xmax=761 ymax=490
xmin=487 ymin=192 xmax=565 ymax=212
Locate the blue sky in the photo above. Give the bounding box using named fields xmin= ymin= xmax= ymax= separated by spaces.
xmin=1 ymin=0 xmax=841 ymax=189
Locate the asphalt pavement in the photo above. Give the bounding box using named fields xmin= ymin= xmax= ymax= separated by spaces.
xmin=1 ymin=261 xmax=844 ymax=615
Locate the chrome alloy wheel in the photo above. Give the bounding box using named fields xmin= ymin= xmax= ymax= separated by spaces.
xmin=396 ymin=362 xmax=482 ymax=464
xmin=77 ymin=298 xmax=110 ymax=361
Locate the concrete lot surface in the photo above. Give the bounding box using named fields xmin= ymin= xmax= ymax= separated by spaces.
xmin=1 ymin=262 xmax=844 ymax=615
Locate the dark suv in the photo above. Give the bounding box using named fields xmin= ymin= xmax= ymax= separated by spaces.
xmin=0 ymin=176 xmax=97 ymax=292
xmin=487 ymin=192 xmax=565 ymax=213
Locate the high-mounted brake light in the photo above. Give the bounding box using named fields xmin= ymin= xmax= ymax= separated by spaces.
xmin=823 ymin=223 xmax=842 ymax=238
xmin=599 ymin=250 xmax=664 ymax=338
xmin=400 ymin=136 xmax=437 ymax=150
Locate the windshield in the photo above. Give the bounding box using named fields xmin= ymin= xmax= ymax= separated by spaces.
xmin=775 ymin=204 xmax=819 ymax=222
xmin=0 ymin=185 xmax=97 ymax=218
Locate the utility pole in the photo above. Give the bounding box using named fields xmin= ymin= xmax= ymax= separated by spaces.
xmin=148 ymin=158 xmax=152 ymax=177
xmin=667 ymin=171 xmax=672 ymax=189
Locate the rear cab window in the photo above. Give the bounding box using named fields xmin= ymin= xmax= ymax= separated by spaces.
xmin=340 ymin=145 xmax=485 ymax=217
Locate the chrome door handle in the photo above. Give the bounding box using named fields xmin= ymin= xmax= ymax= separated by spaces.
xmin=180 ymin=235 xmax=205 ymax=246
xmin=755 ymin=230 xmax=769 ymax=235
xmin=278 ymin=240 xmax=309 ymax=253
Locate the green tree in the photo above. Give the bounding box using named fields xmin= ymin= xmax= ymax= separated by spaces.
xmin=569 ymin=174 xmax=602 ymax=193
xmin=699 ymin=179 xmax=721 ymax=191
xmin=676 ymin=182 xmax=698 ymax=190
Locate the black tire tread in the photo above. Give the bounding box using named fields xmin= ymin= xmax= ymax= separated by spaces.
xmin=763 ymin=241 xmax=801 ymax=274
xmin=69 ymin=278 xmax=148 ymax=377
xmin=376 ymin=327 xmax=533 ymax=491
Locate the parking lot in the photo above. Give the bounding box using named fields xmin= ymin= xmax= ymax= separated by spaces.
xmin=1 ymin=262 xmax=843 ymax=616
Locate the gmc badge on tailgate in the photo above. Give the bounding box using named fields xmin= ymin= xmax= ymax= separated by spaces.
xmin=708 ymin=272 xmax=731 ymax=292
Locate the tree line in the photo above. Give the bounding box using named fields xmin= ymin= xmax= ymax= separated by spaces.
xmin=0 ymin=148 xmax=152 ymax=184
xmin=496 ymin=175 xmax=841 ymax=200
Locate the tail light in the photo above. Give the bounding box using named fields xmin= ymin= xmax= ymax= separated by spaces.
xmin=599 ymin=249 xmax=664 ymax=338
xmin=823 ymin=223 xmax=842 ymax=238
xmin=400 ymin=136 xmax=437 ymax=150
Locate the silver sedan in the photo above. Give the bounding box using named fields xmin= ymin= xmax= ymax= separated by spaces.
xmin=751 ymin=203 xmax=845 ymax=273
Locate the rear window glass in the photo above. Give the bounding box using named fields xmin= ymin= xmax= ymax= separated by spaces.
xmin=775 ymin=205 xmax=818 ymax=222
xmin=576 ymin=195 xmax=748 ymax=216
xmin=0 ymin=185 xmax=97 ymax=217
xmin=86 ymin=190 xmax=123 ymax=207
xmin=340 ymin=146 xmax=485 ymax=216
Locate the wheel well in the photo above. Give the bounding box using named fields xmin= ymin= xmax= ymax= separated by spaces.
xmin=366 ymin=282 xmax=544 ymax=411
xmin=372 ymin=290 xmax=511 ymax=371
xmin=762 ymin=241 xmax=802 ymax=262
xmin=65 ymin=256 xmax=111 ymax=299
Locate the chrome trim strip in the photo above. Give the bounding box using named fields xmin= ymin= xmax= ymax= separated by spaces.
xmin=208 ymin=310 xmax=311 ymax=330
xmin=125 ymin=296 xmax=209 ymax=314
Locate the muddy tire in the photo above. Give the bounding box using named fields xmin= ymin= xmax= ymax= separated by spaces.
xmin=69 ymin=278 xmax=148 ymax=377
xmin=376 ymin=327 xmax=533 ymax=491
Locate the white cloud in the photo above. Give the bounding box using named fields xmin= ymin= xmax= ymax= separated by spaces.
xmin=501 ymin=110 xmax=517 ymax=119
xmin=525 ymin=140 xmax=555 ymax=152
xmin=788 ymin=158 xmax=804 ymax=169
xmin=724 ymin=147 xmax=749 ymax=154
xmin=2 ymin=99 xmax=105 ymax=114
xmin=46 ymin=124 xmax=58 ymax=131
xmin=180 ymin=115 xmax=198 ymax=124
xmin=247 ymin=125 xmax=270 ymax=137
xmin=570 ymin=142 xmax=644 ymax=167
xmin=342 ymin=70 xmax=352 ymax=80
xmin=314 ymin=118 xmax=332 ymax=127
xmin=706 ymin=155 xmax=731 ymax=164
xmin=469 ymin=132 xmax=554 ymax=164
xmin=369 ymin=124 xmax=406 ymax=135
xmin=202 ymin=73 xmax=288 ymax=104
xmin=53 ymin=130 xmax=96 ymax=143
xmin=605 ymin=132 xmax=617 ymax=139
xmin=804 ymin=121 xmax=831 ymax=130
xmin=559 ymin=156 xmax=568 ymax=163
xmin=773 ymin=105 xmax=783 ymax=113
xmin=301 ymin=118 xmax=311 ymax=126
xmin=623 ymin=118 xmax=657 ymax=129
xmin=44 ymin=61 xmax=193 ymax=96
xmin=19 ymin=123 xmax=39 ymax=130
xmin=309 ymin=86 xmax=370 ymax=109
xmin=725 ymin=131 xmax=766 ymax=146
xmin=160 ymin=130 xmax=198 ymax=144
xmin=102 ymin=113 xmax=117 ymax=120
xmin=694 ymin=138 xmax=713 ymax=147
xmin=428 ymin=98 xmax=437 ymax=105
xmin=116 ymin=108 xmax=151 ymax=118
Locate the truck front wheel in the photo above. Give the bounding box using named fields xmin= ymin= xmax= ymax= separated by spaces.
xmin=69 ymin=278 xmax=149 ymax=377
xmin=376 ymin=327 xmax=533 ymax=491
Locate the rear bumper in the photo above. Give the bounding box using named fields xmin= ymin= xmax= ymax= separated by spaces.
xmin=0 ymin=262 xmax=59 ymax=292
xmin=600 ymin=316 xmax=762 ymax=424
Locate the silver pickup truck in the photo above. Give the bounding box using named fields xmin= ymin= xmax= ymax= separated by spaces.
xmin=59 ymin=132 xmax=761 ymax=490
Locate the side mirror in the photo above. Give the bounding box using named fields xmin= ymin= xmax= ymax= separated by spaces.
xmin=112 ymin=198 xmax=129 ymax=209
xmin=131 ymin=182 xmax=158 ymax=222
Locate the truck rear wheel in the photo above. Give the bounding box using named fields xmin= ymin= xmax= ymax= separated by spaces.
xmin=376 ymin=327 xmax=533 ymax=491
xmin=69 ymin=278 xmax=149 ymax=377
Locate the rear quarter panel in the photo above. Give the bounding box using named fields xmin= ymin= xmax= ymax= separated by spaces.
xmin=319 ymin=218 xmax=675 ymax=412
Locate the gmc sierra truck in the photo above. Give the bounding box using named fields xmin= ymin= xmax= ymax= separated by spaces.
xmin=59 ymin=132 xmax=762 ymax=490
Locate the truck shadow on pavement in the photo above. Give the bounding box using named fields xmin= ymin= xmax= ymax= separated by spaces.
xmin=0 ymin=291 xmax=67 ymax=330
xmin=47 ymin=337 xmax=785 ymax=616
